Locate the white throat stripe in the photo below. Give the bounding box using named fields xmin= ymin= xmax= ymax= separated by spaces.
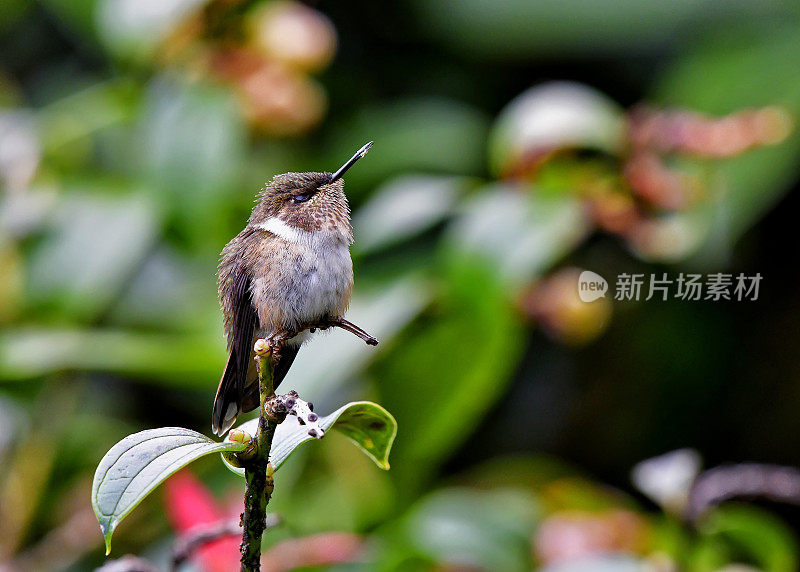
xmin=255 ymin=217 xmax=312 ymax=244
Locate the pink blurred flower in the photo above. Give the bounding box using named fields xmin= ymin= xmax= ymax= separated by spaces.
xmin=163 ymin=470 xmax=241 ymax=572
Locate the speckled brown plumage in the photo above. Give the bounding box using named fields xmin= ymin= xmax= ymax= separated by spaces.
xmin=248 ymin=172 xmax=353 ymax=235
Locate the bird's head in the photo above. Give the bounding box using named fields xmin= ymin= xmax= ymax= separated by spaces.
xmin=248 ymin=142 xmax=372 ymax=240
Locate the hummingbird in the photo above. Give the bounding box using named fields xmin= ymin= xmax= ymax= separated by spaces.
xmin=212 ymin=142 xmax=377 ymax=436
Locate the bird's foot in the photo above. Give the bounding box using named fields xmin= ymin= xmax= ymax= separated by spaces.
xmin=253 ymin=332 xmax=294 ymax=377
xmin=307 ymin=317 xmax=378 ymax=345
xmin=267 ymin=335 xmax=284 ymax=357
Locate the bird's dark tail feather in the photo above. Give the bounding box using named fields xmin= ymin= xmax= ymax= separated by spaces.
xmin=272 ymin=343 xmax=300 ymax=391
xmin=211 ymin=342 xmax=301 ymax=436
xmin=212 ymin=350 xmax=243 ymax=436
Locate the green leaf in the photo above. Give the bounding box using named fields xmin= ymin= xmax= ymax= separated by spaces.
xmin=412 ymin=0 xmax=787 ymax=59
xmin=92 ymin=427 xmax=246 ymax=554
xmin=222 ymin=401 xmax=397 ymax=476
xmin=699 ymin=505 xmax=799 ymax=572
xmin=27 ymin=194 xmax=160 ymax=321
xmin=327 ymin=97 xmax=490 ymax=193
xmin=353 ymin=175 xmax=471 ymax=255
xmin=373 ymin=261 xmax=526 ymax=493
xmin=386 ymin=488 xmax=539 ymax=570
xmin=97 ymin=0 xmax=207 ymax=61
xmin=443 ymin=184 xmax=590 ymax=288
xmin=0 ymin=328 xmax=224 ymax=384
xmin=137 ymin=77 xmax=246 ymax=250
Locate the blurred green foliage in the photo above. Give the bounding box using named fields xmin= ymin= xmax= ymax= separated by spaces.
xmin=3 ymin=0 xmax=800 ymax=570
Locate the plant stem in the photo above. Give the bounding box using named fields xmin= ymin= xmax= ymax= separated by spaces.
xmin=173 ymin=515 xmax=281 ymax=571
xmin=239 ymin=347 xmax=277 ymax=572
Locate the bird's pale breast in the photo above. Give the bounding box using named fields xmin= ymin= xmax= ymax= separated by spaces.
xmin=249 ymin=226 xmax=353 ymax=336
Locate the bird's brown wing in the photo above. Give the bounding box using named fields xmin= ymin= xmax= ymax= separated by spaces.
xmin=212 ymin=229 xmax=303 ymax=435
xmin=212 ymin=267 xmax=258 ymax=436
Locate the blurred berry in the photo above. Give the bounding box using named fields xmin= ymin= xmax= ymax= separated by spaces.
xmin=623 ymin=152 xmax=699 ymax=211
xmin=247 ymin=1 xmax=337 ymax=73
xmin=210 ymin=49 xmax=327 ymax=135
xmin=534 ymin=509 xmax=649 ymax=565
xmin=625 ymin=214 xmax=705 ymax=262
xmin=585 ymin=188 xmax=641 ymax=235
xmin=520 ymin=267 xmax=612 ymax=346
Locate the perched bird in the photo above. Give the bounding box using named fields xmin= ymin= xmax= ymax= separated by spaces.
xmin=212 ymin=142 xmax=375 ymax=436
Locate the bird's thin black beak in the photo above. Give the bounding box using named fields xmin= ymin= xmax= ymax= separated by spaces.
xmin=329 ymin=141 xmax=373 ymax=183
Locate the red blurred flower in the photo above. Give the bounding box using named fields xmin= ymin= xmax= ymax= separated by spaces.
xmin=163 ymin=470 xmax=241 ymax=572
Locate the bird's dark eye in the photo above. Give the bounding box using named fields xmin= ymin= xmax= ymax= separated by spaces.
xmin=291 ymin=192 xmax=311 ymax=203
